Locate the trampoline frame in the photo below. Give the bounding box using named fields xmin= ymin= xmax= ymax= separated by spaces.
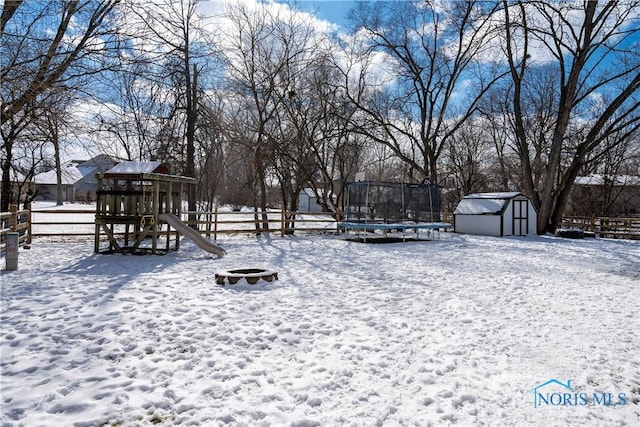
xmin=339 ymin=180 xmax=451 ymax=241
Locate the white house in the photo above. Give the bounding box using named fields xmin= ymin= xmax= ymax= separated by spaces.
xmin=453 ymin=192 xmax=538 ymax=237
xmin=33 ymin=155 xmax=115 ymax=202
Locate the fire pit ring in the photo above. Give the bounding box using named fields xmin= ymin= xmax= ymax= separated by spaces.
xmin=215 ymin=268 xmax=279 ymax=285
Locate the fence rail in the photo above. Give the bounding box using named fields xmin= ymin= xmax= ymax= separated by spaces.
xmin=186 ymin=209 xmax=340 ymax=239
xmin=0 ymin=206 xmax=32 ymax=251
xmin=5 ymin=207 xmax=340 ymax=244
xmin=3 ymin=206 xmax=639 ymax=248
xmin=559 ymin=216 xmax=640 ymax=240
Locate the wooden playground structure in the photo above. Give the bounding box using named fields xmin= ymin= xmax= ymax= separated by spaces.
xmin=94 ymin=162 xmax=196 ymax=255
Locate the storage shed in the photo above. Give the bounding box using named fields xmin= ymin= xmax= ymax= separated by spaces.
xmin=453 ymin=192 xmax=537 ymax=237
xmin=298 ymin=188 xmax=323 ymax=213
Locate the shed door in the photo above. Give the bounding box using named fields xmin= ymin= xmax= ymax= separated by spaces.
xmin=512 ymin=199 xmax=528 ymax=235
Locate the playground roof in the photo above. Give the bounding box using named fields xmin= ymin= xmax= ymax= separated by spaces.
xmin=105 ymin=161 xmax=168 ymax=175
xmin=102 ymin=162 xmax=195 ymax=183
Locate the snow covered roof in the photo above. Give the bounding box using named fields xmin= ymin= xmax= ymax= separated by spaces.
xmin=463 ymin=192 xmax=522 ymax=199
xmin=32 ymin=156 xmax=116 ymax=185
xmin=454 ymin=198 xmax=507 ymax=215
xmin=33 ymin=161 xmax=85 ymax=185
xmin=102 ymin=161 xmax=195 ymax=183
xmin=574 ymin=175 xmax=640 ymax=186
xmin=300 ymin=188 xmax=316 ymax=197
xmin=105 ymin=161 xmax=169 ymax=176
xmin=454 ymin=192 xmax=526 ymax=215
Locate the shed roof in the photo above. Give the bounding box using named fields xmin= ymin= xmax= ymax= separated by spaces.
xmin=463 ymin=192 xmax=522 ymax=199
xmin=300 ymin=188 xmax=316 ymax=198
xmin=454 ymin=192 xmax=526 ymax=215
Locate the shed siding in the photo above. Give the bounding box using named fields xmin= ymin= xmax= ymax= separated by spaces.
xmin=528 ymin=204 xmax=537 ymax=235
xmin=454 ymin=215 xmax=502 ymax=237
xmin=503 ymin=200 xmax=514 ymax=235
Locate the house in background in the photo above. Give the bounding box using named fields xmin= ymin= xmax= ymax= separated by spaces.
xmin=33 ymin=155 xmax=116 ymax=202
xmin=567 ymin=175 xmax=640 ymax=217
xmin=453 ymin=192 xmax=538 ymax=237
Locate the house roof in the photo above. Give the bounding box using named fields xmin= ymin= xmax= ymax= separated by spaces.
xmin=453 ymin=192 xmax=525 ymax=215
xmin=575 ymin=174 xmax=640 ymax=186
xmin=32 ymin=155 xmax=116 ymax=186
xmin=33 ymin=161 xmax=85 ymax=185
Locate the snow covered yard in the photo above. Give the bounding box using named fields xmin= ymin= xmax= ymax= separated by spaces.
xmin=1 ymin=232 xmax=639 ymax=426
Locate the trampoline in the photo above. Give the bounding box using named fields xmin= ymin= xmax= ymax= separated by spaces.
xmin=339 ymin=181 xmax=451 ymax=242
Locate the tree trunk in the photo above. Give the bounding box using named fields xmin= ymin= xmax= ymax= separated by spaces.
xmin=1 ymin=153 xmax=13 ymax=212
xmin=186 ymin=64 xmax=197 ymax=227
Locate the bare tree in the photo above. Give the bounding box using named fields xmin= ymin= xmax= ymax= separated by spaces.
xmin=37 ymin=92 xmax=76 ymax=206
xmin=502 ymin=0 xmax=640 ymax=233
xmin=445 ymin=120 xmax=492 ymax=198
xmin=222 ymin=2 xmax=318 ymax=230
xmin=478 ymin=87 xmax=520 ymax=191
xmin=218 ymin=105 xmax=259 ymax=210
xmin=1 ymin=0 xmax=121 ymax=211
xmin=302 ymin=54 xmax=368 ymax=216
xmin=195 ymin=96 xmax=226 ymax=212
xmin=346 ymin=0 xmax=506 ymax=184
xmin=124 ymin=0 xmax=216 ymax=222
xmin=87 ymin=53 xmax=171 ymax=162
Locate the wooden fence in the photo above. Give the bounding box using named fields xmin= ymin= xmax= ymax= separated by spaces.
xmin=193 ymin=208 xmax=340 ymax=239
xmin=2 ymin=207 xmax=340 ymax=249
xmin=0 ymin=205 xmax=31 ymax=251
xmin=3 ymin=206 xmax=639 ymax=249
xmin=558 ymin=216 xmax=640 ymax=240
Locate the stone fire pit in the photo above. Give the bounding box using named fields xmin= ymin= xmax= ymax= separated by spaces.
xmin=215 ymin=268 xmax=279 ymax=285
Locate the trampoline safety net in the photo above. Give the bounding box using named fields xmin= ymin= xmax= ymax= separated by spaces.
xmin=344 ymin=181 xmax=442 ymax=223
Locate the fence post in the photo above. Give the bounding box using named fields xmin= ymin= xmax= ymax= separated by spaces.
xmin=281 ymin=209 xmax=285 ymax=237
xmin=9 ymin=204 xmax=17 ymax=231
xmin=204 ymin=210 xmax=210 ymax=238
xmin=214 ymin=206 xmax=218 ymax=242
xmin=26 ymin=208 xmax=32 ymax=246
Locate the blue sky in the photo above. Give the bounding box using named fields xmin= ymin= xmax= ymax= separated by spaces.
xmin=285 ymin=0 xmax=355 ymax=28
